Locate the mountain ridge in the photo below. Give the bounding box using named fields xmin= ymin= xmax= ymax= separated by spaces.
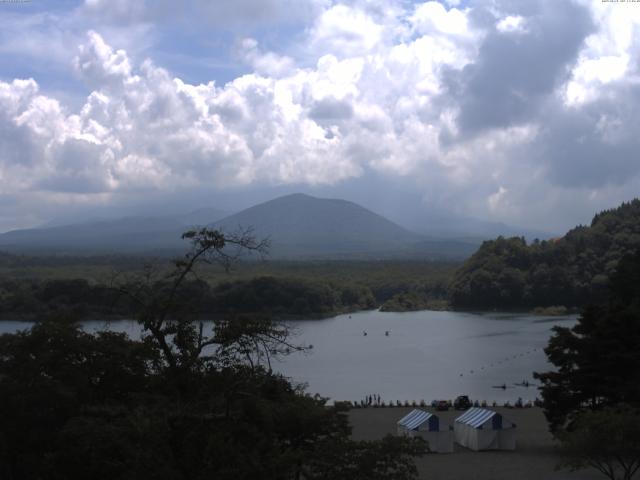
xmin=0 ymin=193 xmax=479 ymax=259
xmin=211 ymin=193 xmax=424 ymax=258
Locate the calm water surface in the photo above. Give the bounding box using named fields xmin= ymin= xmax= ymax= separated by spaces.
xmin=0 ymin=310 xmax=576 ymax=404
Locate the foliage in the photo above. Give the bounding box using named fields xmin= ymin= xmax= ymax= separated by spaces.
xmin=534 ymin=249 xmax=640 ymax=432
xmin=557 ymin=405 xmax=640 ymax=480
xmin=0 ymin=276 xmax=377 ymax=321
xmin=450 ymin=199 xmax=640 ymax=309
xmin=0 ymin=321 xmax=158 ymax=480
xmin=0 ymin=228 xmax=426 ymax=480
xmin=210 ymin=276 xmax=376 ymax=317
xmin=380 ymin=290 xmax=449 ymax=312
xmin=0 ymin=259 xmax=456 ymax=319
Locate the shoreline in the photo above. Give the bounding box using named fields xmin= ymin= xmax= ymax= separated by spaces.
xmin=0 ymin=305 xmax=581 ymax=323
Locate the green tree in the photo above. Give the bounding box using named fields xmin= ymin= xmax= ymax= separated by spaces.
xmin=558 ymin=405 xmax=640 ymax=480
xmin=0 ymin=322 xmax=156 ymax=480
xmin=450 ymin=199 xmax=640 ymax=310
xmin=534 ymin=250 xmax=640 ymax=432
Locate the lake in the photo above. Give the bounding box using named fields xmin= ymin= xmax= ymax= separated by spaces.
xmin=0 ymin=310 xmax=576 ymax=405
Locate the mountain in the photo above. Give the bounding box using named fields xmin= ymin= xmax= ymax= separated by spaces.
xmin=0 ymin=194 xmax=480 ymax=259
xmin=211 ymin=193 xmax=417 ymax=258
xmin=212 ymin=193 xmax=478 ymax=259
xmin=0 ymin=208 xmax=228 ymax=255
xmin=396 ymin=211 xmax=555 ymax=241
xmin=449 ymin=199 xmax=640 ymax=310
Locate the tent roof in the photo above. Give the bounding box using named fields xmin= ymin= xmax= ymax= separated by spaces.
xmin=455 ymin=408 xmax=499 ymax=428
xmin=397 ymin=409 xmax=435 ymax=430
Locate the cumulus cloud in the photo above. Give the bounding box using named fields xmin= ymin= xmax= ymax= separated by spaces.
xmin=496 ymin=15 xmax=527 ymax=34
xmin=447 ymin=1 xmax=594 ymax=136
xmin=0 ymin=12 xmax=481 ymax=198
xmin=238 ymin=38 xmax=296 ymax=77
xmin=1 ymin=0 xmax=640 ymax=233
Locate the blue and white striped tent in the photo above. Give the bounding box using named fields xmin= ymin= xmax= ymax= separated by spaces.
xmin=454 ymin=408 xmax=516 ymax=451
xmin=397 ymin=409 xmax=440 ymax=432
xmin=456 ymin=407 xmax=503 ymax=429
xmin=397 ymin=409 xmax=453 ymax=453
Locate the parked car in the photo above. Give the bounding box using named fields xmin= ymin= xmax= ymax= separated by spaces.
xmin=454 ymin=395 xmax=472 ymax=410
xmin=434 ymin=400 xmax=450 ymax=411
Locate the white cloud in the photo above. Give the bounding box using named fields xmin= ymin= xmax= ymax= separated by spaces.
xmin=75 ymin=31 xmax=134 ymax=88
xmin=496 ymin=15 xmax=527 ymax=34
xmin=238 ymin=38 xmax=296 ymax=77
xmin=0 ymin=6 xmax=481 ymax=207
xmin=562 ymin=0 xmax=640 ymax=106
xmin=488 ymin=186 xmax=508 ymax=213
xmin=2 ymin=0 xmax=640 ymax=233
xmin=410 ymin=1 xmax=470 ymax=36
xmin=308 ymin=4 xmax=386 ymax=57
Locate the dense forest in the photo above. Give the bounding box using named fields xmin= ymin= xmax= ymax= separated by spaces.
xmin=0 ymin=259 xmax=455 ymax=320
xmin=0 ymin=277 xmax=376 ymax=321
xmin=450 ymin=199 xmax=640 ymax=310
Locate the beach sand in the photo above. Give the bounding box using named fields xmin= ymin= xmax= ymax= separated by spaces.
xmin=348 ymin=407 xmax=603 ymax=480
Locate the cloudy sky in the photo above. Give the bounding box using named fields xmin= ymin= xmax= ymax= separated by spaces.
xmin=1 ymin=0 xmax=639 ymax=234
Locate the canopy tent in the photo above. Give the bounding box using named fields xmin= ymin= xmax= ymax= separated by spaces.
xmin=397 ymin=409 xmax=454 ymax=453
xmin=454 ymin=408 xmax=516 ymax=451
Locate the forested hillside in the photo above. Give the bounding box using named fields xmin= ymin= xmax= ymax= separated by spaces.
xmin=449 ymin=199 xmax=640 ymax=309
xmin=0 ymin=276 xmax=376 ymax=321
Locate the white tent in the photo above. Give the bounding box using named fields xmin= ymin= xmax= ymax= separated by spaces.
xmin=454 ymin=407 xmax=516 ymax=451
xmin=396 ymin=409 xmax=454 ymax=453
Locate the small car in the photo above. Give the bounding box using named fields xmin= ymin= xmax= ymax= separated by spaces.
xmin=434 ymin=400 xmax=450 ymax=411
xmin=454 ymin=395 xmax=472 ymax=410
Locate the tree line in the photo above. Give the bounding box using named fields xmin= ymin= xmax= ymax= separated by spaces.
xmin=450 ymin=199 xmax=640 ymax=310
xmin=0 ymin=276 xmax=377 ymax=321
xmin=0 ymin=260 xmax=457 ymax=319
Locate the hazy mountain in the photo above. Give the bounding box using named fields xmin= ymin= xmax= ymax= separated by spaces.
xmin=179 ymin=207 xmax=230 ymax=227
xmin=0 ymin=194 xmax=481 ymax=259
xmin=0 ymin=208 xmax=228 ymax=255
xmin=396 ymin=211 xmax=556 ymax=241
xmin=212 ymin=193 xmax=479 ymax=259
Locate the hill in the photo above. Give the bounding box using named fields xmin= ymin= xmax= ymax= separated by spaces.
xmin=399 ymin=211 xmax=555 ymax=241
xmin=0 ymin=208 xmax=228 ymax=255
xmin=212 ymin=193 xmax=478 ymax=259
xmin=449 ymin=199 xmax=640 ymax=310
xmin=0 ymin=194 xmax=481 ymax=259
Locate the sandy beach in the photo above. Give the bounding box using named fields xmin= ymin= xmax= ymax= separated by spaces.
xmin=348 ymin=407 xmax=603 ymax=480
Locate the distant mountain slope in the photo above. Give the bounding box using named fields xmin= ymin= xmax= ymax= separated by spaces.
xmin=212 ymin=193 xmax=426 ymax=258
xmin=450 ymin=199 xmax=640 ymax=309
xmin=0 ymin=194 xmax=481 ymax=259
xmin=0 ymin=208 xmax=228 ymax=254
xmin=394 ymin=210 xmax=555 ymax=241
xmin=416 ymin=216 xmax=554 ymax=241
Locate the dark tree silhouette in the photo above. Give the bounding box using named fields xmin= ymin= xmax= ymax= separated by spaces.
xmin=0 ymin=228 xmax=427 ymax=480
xmin=534 ymin=250 xmax=640 ymax=432
xmin=557 ymin=405 xmax=640 ymax=480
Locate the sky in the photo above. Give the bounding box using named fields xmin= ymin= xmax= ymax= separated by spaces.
xmin=0 ymin=0 xmax=639 ymax=234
